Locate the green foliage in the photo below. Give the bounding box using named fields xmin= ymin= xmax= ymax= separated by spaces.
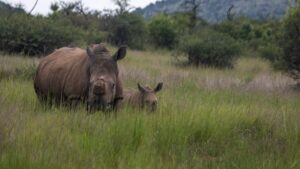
xmin=258 ymin=43 xmax=283 ymax=63
xmin=169 ymin=13 xmax=191 ymax=35
xmin=83 ymin=31 xmax=108 ymax=45
xmin=148 ymin=15 xmax=178 ymax=49
xmin=180 ymin=30 xmax=241 ymax=68
xmin=214 ymin=19 xmax=284 ymax=68
xmin=215 ymin=19 xmax=281 ymax=50
xmin=216 ymin=20 xmax=260 ymax=41
xmin=108 ymin=12 xmax=147 ymax=50
xmin=0 ymin=13 xmax=83 ymax=55
xmin=280 ymin=4 xmax=300 ymax=81
xmin=48 ymin=1 xmax=101 ymax=32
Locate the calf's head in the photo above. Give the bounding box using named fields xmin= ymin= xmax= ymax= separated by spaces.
xmin=86 ymin=44 xmax=126 ymax=111
xmin=137 ymin=83 xmax=163 ymax=111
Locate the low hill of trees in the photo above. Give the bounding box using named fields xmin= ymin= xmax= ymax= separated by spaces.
xmin=135 ymin=0 xmax=295 ymax=22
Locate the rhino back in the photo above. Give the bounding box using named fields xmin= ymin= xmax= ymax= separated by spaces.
xmin=123 ymin=89 xmax=142 ymax=107
xmin=34 ymin=47 xmax=89 ymax=100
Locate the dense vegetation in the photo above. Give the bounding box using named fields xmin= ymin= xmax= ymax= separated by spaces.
xmin=280 ymin=3 xmax=300 ymax=82
xmin=108 ymin=12 xmax=147 ymax=50
xmin=0 ymin=13 xmax=83 ymax=55
xmin=148 ymin=15 xmax=178 ymax=49
xmin=0 ymin=0 xmax=299 ymax=78
xmin=179 ymin=30 xmax=241 ymax=68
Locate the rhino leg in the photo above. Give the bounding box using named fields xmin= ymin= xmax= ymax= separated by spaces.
xmin=66 ymin=95 xmax=81 ymax=108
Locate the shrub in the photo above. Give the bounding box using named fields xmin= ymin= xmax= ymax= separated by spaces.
xmin=180 ymin=30 xmax=241 ymax=68
xmin=148 ymin=15 xmax=178 ymax=49
xmin=169 ymin=13 xmax=191 ymax=36
xmin=0 ymin=13 xmax=83 ymax=55
xmin=83 ymin=31 xmax=108 ymax=45
xmin=280 ymin=4 xmax=300 ymax=81
xmin=108 ymin=12 xmax=147 ymax=50
xmin=258 ymin=43 xmax=283 ymax=63
xmin=215 ymin=19 xmax=280 ymax=43
xmin=247 ymin=39 xmax=264 ymax=51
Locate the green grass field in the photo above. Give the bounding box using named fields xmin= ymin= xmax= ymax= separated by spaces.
xmin=0 ymin=49 xmax=300 ymax=169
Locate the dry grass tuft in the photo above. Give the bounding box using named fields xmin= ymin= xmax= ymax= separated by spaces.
xmin=119 ymin=51 xmax=297 ymax=95
xmin=245 ymin=73 xmax=296 ymax=94
xmin=0 ymin=55 xmax=38 ymax=80
xmin=197 ymin=75 xmax=243 ymax=90
xmin=119 ymin=65 xmax=151 ymax=83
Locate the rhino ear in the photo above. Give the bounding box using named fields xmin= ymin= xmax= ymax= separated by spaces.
xmin=86 ymin=47 xmax=95 ymax=60
xmin=154 ymin=82 xmax=163 ymax=93
xmin=137 ymin=83 xmax=146 ymax=93
xmin=113 ymin=46 xmax=127 ymax=61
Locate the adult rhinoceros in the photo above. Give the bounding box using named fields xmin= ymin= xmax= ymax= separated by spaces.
xmin=34 ymin=43 xmax=126 ymax=111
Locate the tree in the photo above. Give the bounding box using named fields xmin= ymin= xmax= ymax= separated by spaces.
xmin=109 ymin=13 xmax=146 ymax=49
xmin=179 ymin=30 xmax=241 ymax=68
xmin=50 ymin=2 xmax=59 ymax=12
xmin=280 ymin=3 xmax=300 ymax=83
xmin=149 ymin=15 xmax=177 ymax=49
xmin=49 ymin=1 xmax=93 ymax=30
xmin=183 ymin=0 xmax=203 ymax=30
xmin=112 ymin=0 xmax=131 ymax=15
xmin=28 ymin=0 xmax=39 ymax=15
xmin=58 ymin=0 xmax=86 ymax=16
xmin=226 ymin=4 xmax=235 ymax=21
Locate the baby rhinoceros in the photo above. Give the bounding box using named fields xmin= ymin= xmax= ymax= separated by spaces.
xmin=123 ymin=83 xmax=163 ymax=112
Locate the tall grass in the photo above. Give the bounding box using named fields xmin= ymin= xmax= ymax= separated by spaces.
xmin=0 ymin=50 xmax=299 ymax=169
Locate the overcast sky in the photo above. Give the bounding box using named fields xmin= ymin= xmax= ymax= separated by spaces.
xmin=4 ymin=0 xmax=158 ymax=15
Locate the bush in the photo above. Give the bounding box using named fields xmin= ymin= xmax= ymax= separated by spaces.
xmin=180 ymin=30 xmax=241 ymax=68
xmin=148 ymin=15 xmax=178 ymax=49
xmin=280 ymin=5 xmax=300 ymax=81
xmin=215 ymin=19 xmax=280 ymax=43
xmin=108 ymin=13 xmax=147 ymax=50
xmin=0 ymin=13 xmax=84 ymax=55
xmin=258 ymin=43 xmax=283 ymax=63
xmin=215 ymin=20 xmax=253 ymax=40
xmin=83 ymin=31 xmax=108 ymax=45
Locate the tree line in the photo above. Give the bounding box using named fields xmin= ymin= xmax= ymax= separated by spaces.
xmin=0 ymin=0 xmax=299 ymax=83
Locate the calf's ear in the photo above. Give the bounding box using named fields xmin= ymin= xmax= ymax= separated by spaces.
xmin=154 ymin=82 xmax=163 ymax=93
xmin=137 ymin=83 xmax=146 ymax=93
xmin=113 ymin=46 xmax=127 ymax=61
